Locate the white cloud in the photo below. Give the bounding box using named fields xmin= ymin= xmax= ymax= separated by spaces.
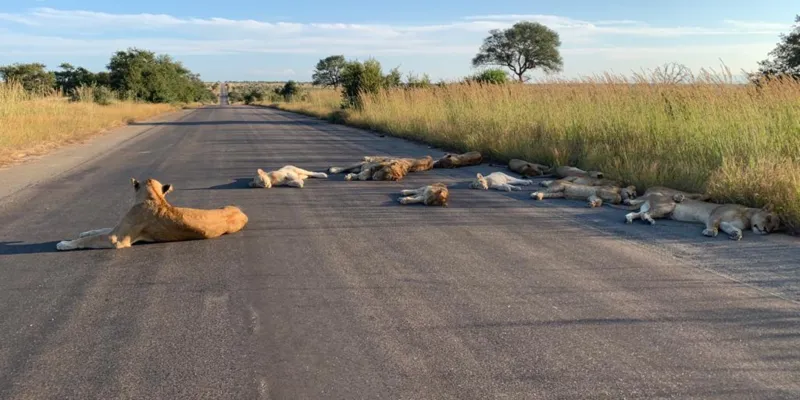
xmin=0 ymin=8 xmax=789 ymax=80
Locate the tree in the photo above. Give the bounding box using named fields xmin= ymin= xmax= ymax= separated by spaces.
xmin=472 ymin=21 xmax=563 ymax=82
xmin=0 ymin=63 xmax=56 ymax=94
xmin=312 ymin=55 xmax=346 ymax=88
xmin=756 ymin=15 xmax=800 ymax=79
xmin=340 ymin=58 xmax=385 ymax=107
xmin=279 ymin=80 xmax=301 ymax=100
xmin=468 ymin=68 xmax=509 ymax=84
xmin=54 ymin=63 xmax=102 ymax=94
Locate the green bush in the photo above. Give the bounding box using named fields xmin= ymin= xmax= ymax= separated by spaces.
xmin=93 ymin=86 xmax=115 ymax=105
xmin=340 ymin=59 xmax=389 ymax=108
xmin=469 ymin=68 xmax=509 ymax=84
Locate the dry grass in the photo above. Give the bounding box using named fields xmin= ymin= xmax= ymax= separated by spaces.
xmin=0 ymin=83 xmax=176 ymax=166
xmin=275 ymin=72 xmax=800 ymax=232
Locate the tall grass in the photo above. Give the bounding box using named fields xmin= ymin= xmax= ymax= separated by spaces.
xmin=0 ymin=82 xmax=176 ymax=166
xmin=276 ymin=71 xmax=800 ymax=232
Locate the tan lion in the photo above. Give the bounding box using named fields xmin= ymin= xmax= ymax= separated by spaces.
xmin=470 ymin=172 xmax=534 ymax=192
xmin=249 ymin=165 xmax=328 ymax=188
xmin=621 ymin=186 xmax=711 ymax=205
xmin=669 ymin=200 xmax=780 ymax=240
xmin=508 ymin=159 xmax=551 ymax=177
xmin=531 ymin=181 xmax=636 ymax=207
xmin=539 ymin=176 xmax=622 ymax=188
xmin=397 ymin=183 xmax=449 ymax=206
xmin=331 ymin=156 xmax=433 ymax=181
xmin=552 ymin=166 xmax=604 ymax=179
xmin=432 ymin=151 xmax=483 ymax=169
xmin=609 ymin=191 xmax=688 ymax=225
xmin=56 ymin=178 xmax=248 ymax=251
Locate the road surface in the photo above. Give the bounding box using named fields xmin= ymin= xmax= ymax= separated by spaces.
xmin=1 ymin=87 xmax=799 ymax=399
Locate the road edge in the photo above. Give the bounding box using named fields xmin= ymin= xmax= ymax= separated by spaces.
xmin=0 ymin=107 xmax=199 ymax=203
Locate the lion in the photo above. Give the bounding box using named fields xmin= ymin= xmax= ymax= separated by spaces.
xmin=552 ymin=166 xmax=604 ymax=179
xmin=330 ymin=156 xmax=433 ymax=181
xmin=669 ymin=200 xmax=780 ymax=240
xmin=397 ymin=183 xmax=449 ymax=206
xmin=432 ymin=151 xmax=483 ymax=169
xmin=531 ymin=181 xmax=636 ymax=207
xmin=469 ymin=172 xmax=534 ymax=192
xmin=249 ymin=165 xmax=328 ymax=188
xmin=508 ymin=159 xmax=551 ymax=177
xmin=539 ymin=176 xmax=622 ymax=188
xmin=56 ymin=178 xmax=248 ymax=251
xmin=621 ymin=185 xmax=711 ymax=205
xmin=608 ymin=191 xmax=688 ymax=225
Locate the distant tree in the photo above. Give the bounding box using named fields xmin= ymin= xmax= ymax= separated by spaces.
xmin=279 ymin=80 xmax=301 ymax=100
xmin=472 ymin=21 xmax=563 ymax=82
xmin=312 ymin=55 xmax=346 ymax=88
xmin=406 ymin=72 xmax=433 ymax=88
xmin=383 ymin=66 xmax=402 ymax=88
xmin=340 ymin=58 xmax=385 ymax=107
xmin=755 ymin=15 xmax=800 ymax=79
xmin=54 ymin=63 xmax=103 ymax=94
xmin=469 ymin=68 xmax=509 ymax=84
xmin=0 ymin=63 xmax=56 ymax=94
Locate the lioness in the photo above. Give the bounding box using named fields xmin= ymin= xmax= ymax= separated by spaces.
xmin=397 ymin=183 xmax=449 ymax=206
xmin=609 ymin=192 xmax=687 ymax=225
xmin=621 ymin=185 xmax=710 ymax=204
xmin=432 ymin=151 xmax=483 ymax=169
xmin=469 ymin=172 xmax=534 ymax=192
xmin=552 ymin=166 xmax=604 ymax=179
xmin=56 ymin=178 xmax=248 ymax=251
xmin=540 ymin=176 xmax=621 ymax=188
xmin=670 ymin=200 xmax=780 ymax=240
xmin=250 ymin=165 xmax=328 ymax=188
xmin=508 ymin=159 xmax=551 ymax=177
xmin=531 ymin=181 xmax=636 ymax=207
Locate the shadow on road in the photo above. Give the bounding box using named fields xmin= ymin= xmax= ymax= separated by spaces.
xmin=130 ymin=120 xmax=324 ymax=127
xmin=0 ymin=241 xmax=60 ymax=255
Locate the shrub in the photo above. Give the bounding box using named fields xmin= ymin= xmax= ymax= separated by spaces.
xmin=92 ymin=86 xmax=115 ymax=105
xmin=469 ymin=68 xmax=509 ymax=84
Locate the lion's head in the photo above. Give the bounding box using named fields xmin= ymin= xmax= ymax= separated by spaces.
xmin=373 ymin=160 xmax=410 ymax=181
xmin=428 ymin=184 xmax=449 ymax=206
xmin=469 ymin=173 xmax=489 ymax=190
xmin=132 ymin=177 xmax=173 ymax=203
xmin=433 ymin=154 xmax=456 ymax=168
xmin=751 ymin=205 xmax=781 ymax=235
xmin=620 ymin=185 xmax=637 ymax=201
xmin=249 ymin=169 xmax=272 ymax=188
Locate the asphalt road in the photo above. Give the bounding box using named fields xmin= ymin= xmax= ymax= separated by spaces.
xmin=1 ymin=89 xmax=799 ymax=399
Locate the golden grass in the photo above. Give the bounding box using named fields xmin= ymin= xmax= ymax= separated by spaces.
xmin=0 ymin=83 xmax=177 ymax=166
xmin=275 ymin=75 xmax=800 ymax=232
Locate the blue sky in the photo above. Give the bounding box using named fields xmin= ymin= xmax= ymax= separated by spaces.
xmin=0 ymin=1 xmax=796 ymax=82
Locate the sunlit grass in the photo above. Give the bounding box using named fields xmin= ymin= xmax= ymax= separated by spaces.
xmin=0 ymin=83 xmax=176 ymax=166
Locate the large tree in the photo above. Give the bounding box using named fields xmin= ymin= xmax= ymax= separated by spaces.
xmin=756 ymin=15 xmax=800 ymax=79
xmin=472 ymin=21 xmax=563 ymax=82
xmin=312 ymin=55 xmax=346 ymax=88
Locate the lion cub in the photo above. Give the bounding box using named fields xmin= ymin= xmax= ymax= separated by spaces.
xmin=250 ymin=165 xmax=328 ymax=188
xmin=398 ymin=183 xmax=449 ymax=206
xmin=469 ymin=172 xmax=533 ymax=192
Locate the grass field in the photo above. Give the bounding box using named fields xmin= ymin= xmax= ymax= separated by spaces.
xmin=273 ymin=74 xmax=800 ymax=232
xmin=0 ymin=83 xmax=177 ymax=166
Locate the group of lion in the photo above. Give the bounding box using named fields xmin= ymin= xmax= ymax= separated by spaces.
xmin=56 ymin=150 xmax=780 ymax=251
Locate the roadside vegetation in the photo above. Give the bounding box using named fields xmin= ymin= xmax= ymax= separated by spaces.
xmin=269 ymin=17 xmax=800 ymax=231
xmin=0 ymin=48 xmax=217 ymax=166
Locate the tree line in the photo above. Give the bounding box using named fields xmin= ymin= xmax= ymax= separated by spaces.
xmin=0 ymin=48 xmax=217 ymax=105
xmin=309 ymin=16 xmax=800 ymax=107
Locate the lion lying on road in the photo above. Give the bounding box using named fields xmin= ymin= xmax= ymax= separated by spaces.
xmin=621 ymin=186 xmax=711 ymax=205
xmin=329 ymin=156 xmax=433 ymax=181
xmin=540 ymin=175 xmax=622 ymax=188
xmin=56 ymin=178 xmax=248 ymax=251
xmin=250 ymin=165 xmax=328 ymax=188
xmin=531 ymin=181 xmax=636 ymax=207
xmin=508 ymin=159 xmax=551 ymax=177
xmin=398 ymin=183 xmax=449 ymax=206
xmin=670 ymin=200 xmax=780 ymax=240
xmin=433 ymin=151 xmax=483 ymax=169
xmin=470 ymin=172 xmax=534 ymax=192
xmin=552 ymin=166 xmax=604 ymax=179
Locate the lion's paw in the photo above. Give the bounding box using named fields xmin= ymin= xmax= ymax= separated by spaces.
xmin=56 ymin=241 xmax=74 ymax=251
xmin=702 ymin=228 xmax=718 ymax=237
xmin=729 ymin=231 xmax=743 ymax=241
